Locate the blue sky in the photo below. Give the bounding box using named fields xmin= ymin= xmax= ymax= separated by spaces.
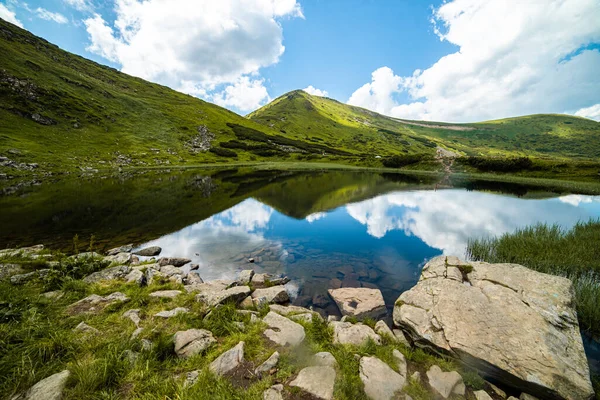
xmin=1 ymin=0 xmax=599 ymax=122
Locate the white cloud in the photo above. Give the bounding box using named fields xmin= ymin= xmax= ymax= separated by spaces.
xmin=348 ymin=0 xmax=600 ymax=122
xmin=211 ymin=76 xmax=270 ymax=112
xmin=0 ymin=3 xmax=23 ymax=27
xmin=303 ymin=85 xmax=328 ymax=97
xmin=574 ymin=103 xmax=600 ymax=121
xmin=305 ymin=212 xmax=326 ymax=223
xmin=35 ymin=8 xmax=68 ymax=24
xmin=64 ymin=0 xmax=94 ymax=12
xmin=83 ymin=0 xmax=303 ymax=111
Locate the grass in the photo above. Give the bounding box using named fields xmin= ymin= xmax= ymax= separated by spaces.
xmin=467 ymin=220 xmax=600 ymax=336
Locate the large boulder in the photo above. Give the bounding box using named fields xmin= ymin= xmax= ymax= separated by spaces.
xmin=262 ymin=311 xmax=305 ymax=347
xmin=196 ymin=285 xmax=251 ymax=307
xmin=329 ymin=321 xmax=381 ymax=346
xmin=327 ymin=288 xmax=386 ymax=320
xmin=393 ymin=256 xmax=594 ymax=400
xmin=173 ymin=329 xmax=216 ymax=358
xmin=251 ymin=286 xmax=289 ymax=305
xmin=133 ymin=246 xmax=162 ymax=256
xmin=158 ymin=257 xmax=191 ymax=267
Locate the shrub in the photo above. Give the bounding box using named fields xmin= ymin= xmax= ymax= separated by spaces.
xmin=462 ymin=156 xmax=534 ymax=172
xmin=209 ymin=147 xmax=238 ymax=158
xmin=382 ymin=154 xmax=425 ymax=168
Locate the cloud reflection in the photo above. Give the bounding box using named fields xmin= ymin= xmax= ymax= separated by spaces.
xmin=346 ymin=190 xmax=600 ymax=256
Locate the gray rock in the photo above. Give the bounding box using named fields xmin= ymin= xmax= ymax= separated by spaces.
xmin=131 ymin=327 xmax=143 ymax=340
xmin=289 ymin=313 xmax=318 ymax=323
xmin=313 ymin=352 xmax=337 ymax=368
xmin=67 ymin=292 xmax=129 ymax=314
xmin=158 ymin=257 xmax=191 ymax=267
xmin=104 ymin=252 xmax=132 ymax=265
xmin=262 ymin=384 xmax=284 ymax=400
xmin=196 ymin=285 xmax=251 ymax=307
xmin=426 ymin=365 xmax=465 ymax=399
xmin=15 ymin=370 xmax=70 ymax=400
xmin=255 ymin=351 xmax=279 ymax=376
xmin=184 ymin=370 xmax=199 ymax=387
xmin=185 ymin=272 xmax=203 ymax=285
xmin=123 ymin=309 xmax=141 ymax=326
xmin=155 ymin=307 xmax=189 ymax=318
xmin=41 ymin=290 xmax=64 ymax=300
xmin=106 ymin=244 xmax=133 ymax=256
xmin=289 ymin=366 xmax=336 ymax=400
xmin=251 ymin=286 xmax=289 ymax=305
xmin=392 ymin=349 xmax=407 ymax=378
xmin=330 ymin=321 xmax=381 ymax=346
xmin=125 ymin=269 xmax=144 ymax=285
xmin=209 ymin=341 xmax=244 ymax=376
xmin=83 ymin=265 xmax=130 ymax=283
xmin=327 ymin=315 xmax=338 ymax=322
xmin=10 ymin=271 xmax=38 ymax=285
xmin=145 ymin=268 xmax=163 ymax=285
xmin=149 ymin=290 xmax=182 ymax=299
xmin=359 ymin=356 xmax=406 ymax=400
xmin=159 ymin=265 xmax=184 ymax=278
xmin=0 ymin=263 xmax=24 ymax=280
xmin=374 ymin=321 xmax=395 ymax=340
xmin=237 ymin=269 xmax=254 ymax=285
xmin=263 ymin=311 xmax=305 ymax=347
xmin=73 ymin=321 xmax=99 ymax=334
xmin=269 ymin=304 xmax=312 ymax=316
xmin=474 ymin=390 xmax=494 ymax=400
xmin=133 ymin=246 xmax=162 ymax=257
xmin=394 ymin=256 xmax=593 ymax=400
xmin=328 ymin=288 xmax=387 ymax=320
xmin=392 ymin=329 xmax=411 ymax=347
xmin=174 ymin=329 xmax=216 ymax=358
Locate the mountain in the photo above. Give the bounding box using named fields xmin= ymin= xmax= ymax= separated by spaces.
xmin=249 ymin=90 xmax=600 ymax=160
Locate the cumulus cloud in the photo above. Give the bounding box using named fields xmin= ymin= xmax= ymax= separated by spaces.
xmin=0 ymin=3 xmax=23 ymax=27
xmin=574 ymin=103 xmax=600 ymax=121
xmin=303 ymin=85 xmax=329 ymax=97
xmin=305 ymin=212 xmax=326 ymax=223
xmin=348 ymin=0 xmax=600 ymax=122
xmin=83 ymin=0 xmax=303 ymax=111
xmin=36 ymin=8 xmax=68 ymax=24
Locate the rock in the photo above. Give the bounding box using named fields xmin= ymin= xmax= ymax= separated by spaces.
xmin=159 ymin=265 xmax=184 ymax=279
xmin=519 ymin=394 xmax=539 ymax=400
xmin=269 ymin=304 xmax=312 ymax=316
xmin=10 ymin=271 xmax=38 ymax=285
xmin=133 ymin=246 xmax=162 ymax=256
xmin=209 ymin=341 xmax=244 ymax=376
xmin=426 ymin=365 xmax=465 ymax=399
xmin=83 ymin=265 xmax=130 ymax=284
xmin=392 ymin=329 xmax=411 ymax=347
xmin=125 ymin=269 xmax=144 ymax=285
xmin=359 ymin=356 xmax=406 ymax=400
xmin=41 ymin=290 xmax=64 ymax=300
xmin=123 ymin=309 xmax=141 ymax=326
xmin=16 ymin=370 xmax=70 ymax=400
xmin=312 ymin=293 xmax=330 ymax=307
xmin=237 ymin=269 xmax=254 ymax=285
xmin=158 ymin=257 xmax=191 ymax=267
xmin=185 ymin=279 xmax=231 ymax=294
xmin=411 ymin=371 xmax=421 ymax=382
xmin=313 ymin=352 xmax=337 ymax=368
xmin=474 ymin=390 xmax=494 ymax=400
xmin=255 ymin=351 xmax=279 ymax=376
xmin=289 ymin=366 xmax=336 ymax=400
xmin=328 ymin=288 xmax=386 ymax=320
xmin=185 ymin=272 xmax=203 ymax=285
xmin=67 ymin=292 xmax=129 ymax=314
xmin=0 ymin=263 xmax=24 ymax=280
xmin=174 ymin=329 xmax=216 ymax=358
xmin=184 ymin=370 xmax=199 ymax=387
xmin=196 ymin=285 xmax=251 ymax=307
xmin=104 ymin=252 xmax=132 ymax=265
xmin=394 ymin=256 xmax=594 ymax=400
xmin=330 ymin=321 xmax=381 ymax=346
xmin=239 ymin=296 xmax=254 ymax=309
xmin=488 ymin=382 xmax=507 ymax=398
xmin=289 ymin=313 xmax=318 ymax=323
xmin=73 ymin=321 xmax=99 ymax=334
xmin=374 ymin=321 xmax=395 ymax=340
xmin=263 ymin=384 xmax=284 ymax=400
xmin=106 ymin=244 xmax=133 ymax=256
xmin=130 ymin=255 xmax=140 ymax=265
xmin=131 ymin=327 xmax=143 ymax=340
xmin=327 ymin=315 xmax=338 ymax=322
xmin=145 ymin=268 xmax=163 ymax=285
xmin=251 ymin=286 xmax=289 ymax=305
xmin=149 ymin=290 xmax=182 ymax=299
xmin=392 ymin=349 xmax=407 ymax=378
xmin=155 ymin=307 xmax=189 ymax=318
xmin=262 ymin=311 xmax=305 ymax=347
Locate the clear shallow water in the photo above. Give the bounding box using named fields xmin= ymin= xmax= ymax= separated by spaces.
xmin=1 ymin=169 xmax=599 ymax=371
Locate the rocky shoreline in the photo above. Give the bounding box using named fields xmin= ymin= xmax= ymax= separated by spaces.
xmin=1 ymin=244 xmax=595 ymax=400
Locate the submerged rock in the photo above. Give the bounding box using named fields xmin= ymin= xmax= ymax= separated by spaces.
xmin=393 ymin=255 xmax=594 ymax=400
xmin=327 ymin=288 xmax=387 ymax=320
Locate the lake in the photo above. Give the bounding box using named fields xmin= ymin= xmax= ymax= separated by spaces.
xmin=1 ymin=168 xmax=599 ymax=371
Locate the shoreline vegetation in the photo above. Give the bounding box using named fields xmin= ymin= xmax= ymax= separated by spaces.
xmin=467 ymin=220 xmax=600 ymax=338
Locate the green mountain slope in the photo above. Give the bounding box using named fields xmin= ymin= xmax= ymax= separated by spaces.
xmin=249 ymin=90 xmax=600 ymax=160
xmin=0 ymin=19 xmax=356 ymax=173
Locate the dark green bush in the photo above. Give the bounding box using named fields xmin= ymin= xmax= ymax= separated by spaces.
xmin=382 ymin=154 xmax=425 ymax=168
xmin=462 ymin=156 xmax=533 ymax=172
xmin=209 ymin=147 xmax=238 ymax=158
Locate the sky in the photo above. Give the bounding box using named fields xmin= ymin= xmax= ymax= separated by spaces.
xmin=1 ymin=0 xmax=599 ymax=122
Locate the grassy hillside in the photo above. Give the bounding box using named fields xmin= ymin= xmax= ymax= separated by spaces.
xmin=249 ymin=91 xmax=600 ymax=160
xmin=0 ymin=20 xmax=361 ymax=175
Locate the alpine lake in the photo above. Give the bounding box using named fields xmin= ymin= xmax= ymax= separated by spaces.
xmin=1 ymin=168 xmax=599 ymax=373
